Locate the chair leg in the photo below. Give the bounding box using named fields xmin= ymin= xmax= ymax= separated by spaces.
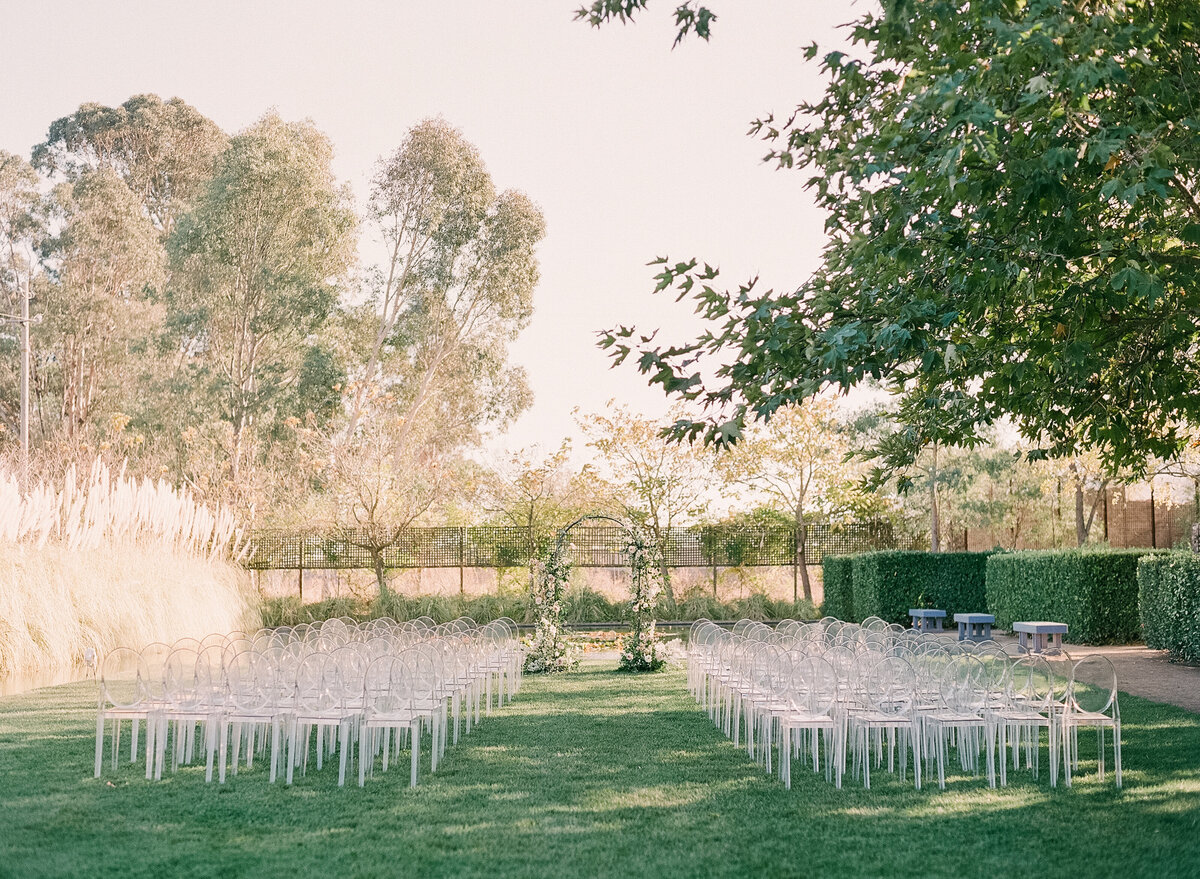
xmin=94 ymin=713 xmax=105 ymax=778
xmin=1114 ymin=721 xmax=1122 ymax=789
xmin=410 ymin=721 xmax=420 ymax=788
xmin=338 ymin=720 xmax=349 ymax=787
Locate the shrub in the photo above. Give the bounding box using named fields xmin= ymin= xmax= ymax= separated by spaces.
xmin=986 ymin=549 xmax=1158 ymax=645
xmin=848 ymin=550 xmax=991 ymax=624
xmin=675 ymin=587 xmax=727 ymax=622
xmin=563 ymin=587 xmax=622 ymax=623
xmin=259 ymin=586 xmax=819 ymax=628
xmin=821 ymin=555 xmax=855 ymax=620
xmin=1137 ymin=553 xmax=1200 ymax=663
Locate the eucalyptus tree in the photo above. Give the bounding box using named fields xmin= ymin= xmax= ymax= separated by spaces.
xmin=593 ymin=0 xmax=1200 ymax=480
xmin=0 ymin=151 xmax=44 ymax=442
xmin=40 ymin=168 xmax=166 ymax=439
xmin=168 ymin=113 xmax=356 ymax=491
xmin=349 ymin=118 xmax=544 ymax=451
xmin=33 ymin=94 xmax=227 ymax=239
xmin=323 ymin=119 xmax=545 ymax=561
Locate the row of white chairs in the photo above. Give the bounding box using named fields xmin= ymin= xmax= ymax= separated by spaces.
xmin=94 ymin=616 xmax=523 ymax=788
xmin=687 ymin=617 xmax=1122 ymax=791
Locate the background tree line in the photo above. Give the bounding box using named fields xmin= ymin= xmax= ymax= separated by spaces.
xmin=2 ymin=92 xmax=1196 ymax=608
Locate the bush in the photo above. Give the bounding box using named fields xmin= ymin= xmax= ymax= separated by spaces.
xmin=986 ymin=549 xmax=1158 ymax=645
xmin=1138 ymin=553 xmax=1200 ymax=663
xmin=821 ymin=555 xmax=855 ymax=620
xmin=846 ymin=550 xmax=991 ymax=624
xmin=260 ymin=592 xmax=530 ymax=627
xmin=258 ymin=587 xmax=819 ymax=628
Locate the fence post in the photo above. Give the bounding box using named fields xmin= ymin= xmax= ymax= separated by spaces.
xmin=793 ymin=526 xmax=800 ymax=604
xmin=298 ymin=566 xmax=304 ymax=602
xmin=459 ymin=526 xmax=466 ymax=595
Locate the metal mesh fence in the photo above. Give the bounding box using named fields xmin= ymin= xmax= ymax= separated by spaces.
xmin=243 ymin=521 xmax=904 ymax=570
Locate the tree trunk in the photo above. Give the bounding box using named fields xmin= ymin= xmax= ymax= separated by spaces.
xmin=1073 ymin=474 xmax=1109 ymax=546
xmin=1074 ymin=477 xmax=1087 ymax=546
xmin=659 ymin=560 xmax=676 ymax=613
xmin=795 ymin=509 xmax=812 ymax=603
xmin=373 ymin=553 xmax=390 ymax=602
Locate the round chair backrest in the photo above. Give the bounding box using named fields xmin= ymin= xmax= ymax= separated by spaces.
xmin=101 ymin=647 xmax=146 ymax=708
xmin=330 ymin=646 xmax=368 ymax=694
xmin=790 ymin=656 xmax=838 ymax=717
xmin=865 ymin=655 xmax=916 ymax=716
xmin=164 ymin=647 xmax=201 ymax=707
xmin=363 ymin=656 xmax=398 ymax=714
xmin=939 ymin=655 xmax=987 ymax=713
xmin=140 ymin=642 xmax=172 ymax=701
xmin=295 ymin=654 xmax=339 ymax=713
xmin=1070 ymin=655 xmax=1117 ymax=715
xmin=1006 ymin=655 xmax=1054 ymax=710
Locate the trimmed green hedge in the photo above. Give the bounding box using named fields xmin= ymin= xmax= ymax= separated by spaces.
xmin=1138 ymin=553 xmax=1200 ymax=663
xmin=986 ymin=549 xmax=1157 ymax=645
xmin=842 ymin=551 xmax=991 ymax=625
xmin=821 ymin=555 xmax=855 ymax=620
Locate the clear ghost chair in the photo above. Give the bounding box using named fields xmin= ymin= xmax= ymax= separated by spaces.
xmin=286 ymin=653 xmax=357 ymax=786
xmin=988 ymin=655 xmax=1058 ymax=787
xmin=923 ymin=655 xmax=994 ymax=789
xmin=94 ymin=647 xmax=152 ymax=777
xmin=779 ymin=655 xmax=844 ymax=789
xmin=1061 ymin=655 xmax=1122 ymax=788
xmin=848 ymin=655 xmax=921 ymax=790
xmin=359 ymin=656 xmax=422 ymax=787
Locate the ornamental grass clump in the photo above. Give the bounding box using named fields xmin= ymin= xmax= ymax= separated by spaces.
xmin=0 ymin=458 xmax=256 ymax=679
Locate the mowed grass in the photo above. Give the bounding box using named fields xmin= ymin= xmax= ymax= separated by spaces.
xmin=1 ymin=666 xmax=1199 ymax=879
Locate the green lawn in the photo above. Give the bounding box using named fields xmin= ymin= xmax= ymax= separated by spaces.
xmin=1 ymin=665 xmax=1198 ymax=879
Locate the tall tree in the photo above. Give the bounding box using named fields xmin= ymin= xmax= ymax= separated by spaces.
xmin=348 ymin=119 xmax=544 ymax=450
xmin=33 ymin=94 xmax=227 ymax=238
xmin=40 ymin=168 xmax=166 ymax=439
xmin=716 ymin=398 xmax=859 ymax=601
xmin=577 ymin=403 xmax=713 ymax=609
xmin=596 ymin=0 xmax=1200 ymax=478
xmin=0 ymin=151 xmax=45 ymax=443
xmin=168 ymin=113 xmax=356 ymax=492
xmin=324 ymin=395 xmax=453 ymax=596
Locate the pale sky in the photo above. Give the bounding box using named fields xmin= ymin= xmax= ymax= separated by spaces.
xmin=0 ymin=0 xmax=862 ymax=460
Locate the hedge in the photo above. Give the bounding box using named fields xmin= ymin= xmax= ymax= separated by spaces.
xmin=821 ymin=555 xmax=855 ymax=620
xmin=844 ymin=550 xmax=991 ymax=625
xmin=1137 ymin=553 xmax=1200 ymax=663
xmin=986 ymin=549 xmax=1157 ymax=645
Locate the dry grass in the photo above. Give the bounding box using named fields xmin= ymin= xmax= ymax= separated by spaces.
xmin=0 ymin=459 xmax=257 ymax=678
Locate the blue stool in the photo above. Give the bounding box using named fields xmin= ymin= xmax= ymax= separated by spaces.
xmin=954 ymin=613 xmax=995 ymax=642
xmin=1012 ymin=621 xmax=1068 ymax=654
xmin=908 ymin=608 xmax=946 ymax=633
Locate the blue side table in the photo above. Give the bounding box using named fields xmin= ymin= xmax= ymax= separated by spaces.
xmin=954 ymin=613 xmax=995 ymax=642
xmin=908 ymin=608 xmax=946 ymax=633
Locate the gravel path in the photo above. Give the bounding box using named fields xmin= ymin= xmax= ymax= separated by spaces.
xmin=990 ymin=634 xmax=1200 ymax=714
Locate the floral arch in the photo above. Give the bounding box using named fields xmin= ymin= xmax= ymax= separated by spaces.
xmin=524 ymin=514 xmax=667 ymax=673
